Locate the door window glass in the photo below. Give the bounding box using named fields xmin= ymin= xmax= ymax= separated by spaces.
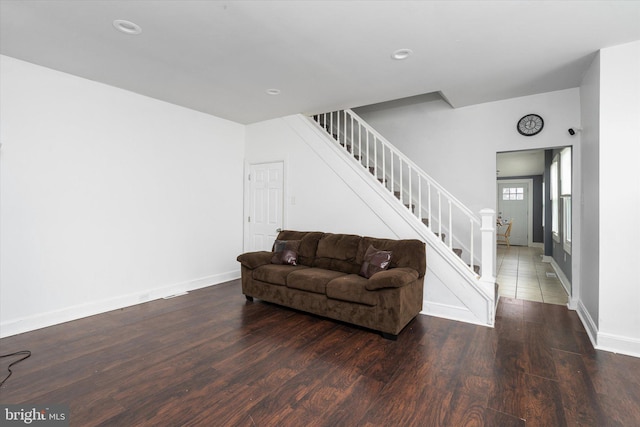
xmin=502 ymin=187 xmax=524 ymax=200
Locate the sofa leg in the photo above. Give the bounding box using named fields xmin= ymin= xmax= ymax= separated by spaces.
xmin=381 ymin=332 xmax=398 ymax=341
xmin=245 ymin=295 xmax=254 ymax=302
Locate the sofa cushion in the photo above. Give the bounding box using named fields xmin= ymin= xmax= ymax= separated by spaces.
xmin=359 ymin=244 xmax=392 ymax=278
xmin=357 ymin=237 xmax=426 ymax=277
xmin=275 ymin=231 xmax=324 ymax=267
xmin=286 ymin=268 xmax=347 ymax=294
xmin=366 ymin=267 xmax=419 ymax=290
xmin=314 ymin=233 xmax=362 ymax=274
xmin=253 ymin=264 xmax=309 ymax=286
xmin=326 ymin=274 xmax=378 ymax=306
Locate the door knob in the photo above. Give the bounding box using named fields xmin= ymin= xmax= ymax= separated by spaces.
xmin=276 ymin=228 xmax=282 ymax=232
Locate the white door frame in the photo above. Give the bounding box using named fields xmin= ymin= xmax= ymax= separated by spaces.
xmin=243 ymin=160 xmax=286 ymax=252
xmin=497 ymin=178 xmax=534 ymax=247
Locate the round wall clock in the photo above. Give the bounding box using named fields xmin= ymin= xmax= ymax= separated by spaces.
xmin=517 ymin=114 xmax=544 ymax=136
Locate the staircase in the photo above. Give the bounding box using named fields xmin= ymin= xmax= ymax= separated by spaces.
xmin=279 ymin=111 xmax=497 ymax=326
xmin=312 ymin=109 xmax=489 ymax=277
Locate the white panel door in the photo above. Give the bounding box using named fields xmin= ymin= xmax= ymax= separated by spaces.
xmin=497 ymin=182 xmax=529 ymax=246
xmin=248 ymin=162 xmax=284 ymax=251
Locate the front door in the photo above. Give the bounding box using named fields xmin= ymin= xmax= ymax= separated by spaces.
xmin=497 ymin=181 xmax=529 ymax=246
xmin=247 ymin=162 xmax=284 ymax=251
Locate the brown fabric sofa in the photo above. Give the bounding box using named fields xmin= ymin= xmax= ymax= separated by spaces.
xmin=236 ymin=230 xmax=426 ymax=339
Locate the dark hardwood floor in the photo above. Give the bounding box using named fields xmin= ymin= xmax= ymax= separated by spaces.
xmin=1 ymin=280 xmax=639 ymax=426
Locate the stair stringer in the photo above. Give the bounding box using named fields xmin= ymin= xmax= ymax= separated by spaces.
xmin=283 ymin=114 xmax=494 ymax=327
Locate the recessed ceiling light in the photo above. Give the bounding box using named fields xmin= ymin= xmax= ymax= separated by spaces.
xmin=266 ymin=88 xmax=281 ymax=95
xmin=113 ymin=19 xmax=142 ymax=35
xmin=391 ymin=48 xmax=413 ymax=60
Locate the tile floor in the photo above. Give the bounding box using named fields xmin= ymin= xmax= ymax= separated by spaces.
xmin=496 ymin=245 xmax=569 ymax=305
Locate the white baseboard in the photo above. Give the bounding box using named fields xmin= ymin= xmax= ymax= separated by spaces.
xmin=566 ymin=296 xmax=579 ymax=311
xmin=421 ymin=300 xmax=489 ymax=327
xmin=542 ymin=256 xmax=572 ymax=297
xmin=596 ymin=331 xmax=640 ymax=358
xmin=576 ymin=300 xmax=598 ymax=348
xmin=0 ymin=270 xmax=241 ymax=338
xmin=575 ymin=294 xmax=640 ymax=358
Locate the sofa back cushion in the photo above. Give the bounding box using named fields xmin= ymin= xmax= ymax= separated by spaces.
xmin=357 ymin=237 xmax=426 ymax=277
xmin=273 ymin=231 xmax=426 ymax=277
xmin=275 ymin=230 xmax=323 ymax=267
xmin=314 ymin=233 xmax=362 ymax=274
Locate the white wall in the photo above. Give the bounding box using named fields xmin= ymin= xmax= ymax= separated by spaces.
xmin=354 ymin=89 xmax=581 ymax=218
xmin=0 ymin=56 xmax=245 ymax=337
xmin=579 ymin=52 xmax=601 ymax=336
xmin=244 ymin=117 xmax=398 ymax=239
xmin=597 ymin=41 xmax=640 ymax=355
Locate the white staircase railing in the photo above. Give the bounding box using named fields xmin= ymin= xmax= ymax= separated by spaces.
xmin=312 ymin=109 xmax=495 ymax=283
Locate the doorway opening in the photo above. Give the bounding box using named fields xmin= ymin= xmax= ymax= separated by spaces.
xmin=496 ymin=147 xmax=572 ymax=306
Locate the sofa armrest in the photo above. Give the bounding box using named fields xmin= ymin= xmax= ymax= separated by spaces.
xmin=365 ymin=267 xmax=419 ymax=290
xmin=237 ymin=251 xmax=273 ymax=269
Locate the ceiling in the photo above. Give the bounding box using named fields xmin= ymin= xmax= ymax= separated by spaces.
xmin=1 ymin=1 xmax=639 ymax=124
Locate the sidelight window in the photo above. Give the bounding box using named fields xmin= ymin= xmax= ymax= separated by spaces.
xmin=561 ymin=147 xmax=572 ymax=253
xmin=550 ymin=154 xmax=559 ymax=240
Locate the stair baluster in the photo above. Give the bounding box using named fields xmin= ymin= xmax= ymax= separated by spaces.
xmin=311 ymin=109 xmax=491 ymax=280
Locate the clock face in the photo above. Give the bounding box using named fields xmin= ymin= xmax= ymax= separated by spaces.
xmin=517 ymin=114 xmax=544 ymax=136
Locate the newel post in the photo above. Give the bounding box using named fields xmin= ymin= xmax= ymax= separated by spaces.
xmin=479 ymin=208 xmax=496 ymax=286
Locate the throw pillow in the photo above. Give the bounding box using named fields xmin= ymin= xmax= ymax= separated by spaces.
xmin=271 ymin=240 xmax=301 ymax=265
xmin=359 ymin=244 xmax=392 ymax=278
